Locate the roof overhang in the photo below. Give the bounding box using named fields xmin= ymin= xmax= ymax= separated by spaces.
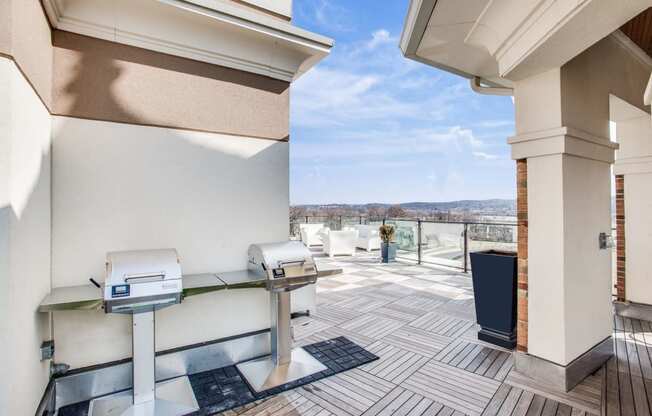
xmin=42 ymin=0 xmax=333 ymax=82
xmin=399 ymin=0 xmax=510 ymax=88
xmin=400 ymin=0 xmax=651 ymax=86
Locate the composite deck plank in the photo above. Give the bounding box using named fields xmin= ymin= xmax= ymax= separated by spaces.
xmin=457 ymin=344 xmax=485 ymax=369
xmin=380 ymin=326 xmax=451 ymax=357
xmin=402 ymin=361 xmax=501 ymax=416
xmin=423 ymin=402 xmax=447 ymax=416
xmin=496 ymin=386 xmax=524 ymax=416
xmin=467 ymin=347 xmax=493 ymax=374
xmin=555 ymin=403 xmax=572 ymax=416
xmin=614 ymin=316 xmax=636 ymax=416
xmin=449 ymin=343 xmax=480 ymax=367
xmin=438 ymin=339 xmax=469 ymax=364
xmin=298 ymin=384 xmax=363 ymax=416
xmin=484 ymin=351 xmax=511 ymax=380
xmin=540 ymin=400 xmax=559 ymax=416
xmin=340 ymin=314 xmax=406 ymax=340
xmin=605 ymin=358 xmax=621 ymax=416
xmin=512 ymin=390 xmax=535 ymax=416
xmin=475 ymin=349 xmax=502 ymax=376
xmin=482 ymin=383 xmax=512 ymax=416
xmin=404 ymin=397 xmax=437 ymax=416
xmin=493 ymin=354 xmax=515 ymax=382
xmin=525 ymin=395 xmax=546 ymax=416
xmin=360 ymin=387 xmax=407 ymax=416
xmin=630 ymin=319 xmax=652 ymax=380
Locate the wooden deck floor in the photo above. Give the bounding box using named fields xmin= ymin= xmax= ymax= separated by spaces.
xmin=224 ymin=252 xmax=648 ymax=416
xmin=605 ymin=315 xmax=652 ymax=416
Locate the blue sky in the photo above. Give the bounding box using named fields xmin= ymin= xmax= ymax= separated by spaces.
xmin=289 ymin=0 xmax=516 ymax=205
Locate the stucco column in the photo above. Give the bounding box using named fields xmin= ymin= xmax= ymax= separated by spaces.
xmin=508 ymin=66 xmax=616 ymax=391
xmin=613 ymin=109 xmax=652 ymax=306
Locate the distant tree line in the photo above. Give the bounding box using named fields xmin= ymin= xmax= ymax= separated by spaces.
xmin=289 ymin=205 xmax=482 ymax=222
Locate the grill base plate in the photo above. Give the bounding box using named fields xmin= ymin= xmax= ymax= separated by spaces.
xmin=236 ymin=348 xmax=327 ymax=393
xmin=88 ymin=376 xmax=198 ymax=416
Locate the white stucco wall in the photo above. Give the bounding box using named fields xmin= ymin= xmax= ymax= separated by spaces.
xmin=0 ymin=57 xmax=52 ymax=416
xmin=526 ymin=155 xmax=566 ymax=363
xmin=612 ymin=105 xmax=652 ymax=306
xmin=527 ymin=153 xmax=613 ymax=366
xmin=561 ymin=155 xmax=613 ymax=363
xmin=50 ymin=117 xmax=297 ymax=368
xmin=624 ymin=173 xmax=652 ymax=305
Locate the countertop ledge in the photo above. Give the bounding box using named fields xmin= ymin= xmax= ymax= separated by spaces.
xmin=39 ymin=266 xmax=342 ymax=312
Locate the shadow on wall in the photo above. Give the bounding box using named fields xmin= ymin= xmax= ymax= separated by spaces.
xmin=52 ymin=30 xmax=290 ymax=140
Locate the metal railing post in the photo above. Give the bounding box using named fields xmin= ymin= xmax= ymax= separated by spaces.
xmin=417 ymin=219 xmax=422 ymax=265
xmin=463 ymin=223 xmax=469 ymax=273
xmin=382 ymin=218 xmax=386 ymax=226
xmin=359 ymin=216 xmax=363 ymax=225
xmin=305 ymin=216 xmax=309 ymax=224
xmin=339 ymin=215 xmax=343 ymax=230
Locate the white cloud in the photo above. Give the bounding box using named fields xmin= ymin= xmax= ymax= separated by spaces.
xmin=472 ymin=151 xmax=500 ymax=160
xmin=298 ymin=0 xmax=354 ymax=33
xmin=292 ymin=125 xmax=487 ymax=161
xmin=366 ymin=29 xmax=394 ymax=49
xmin=291 ymin=28 xmax=474 ymax=129
xmin=475 ymin=120 xmax=514 ymax=128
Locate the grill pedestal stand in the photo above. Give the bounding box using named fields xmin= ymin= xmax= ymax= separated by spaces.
xmin=88 ymin=311 xmax=199 ymax=416
xmin=237 ymin=291 xmax=327 ymax=393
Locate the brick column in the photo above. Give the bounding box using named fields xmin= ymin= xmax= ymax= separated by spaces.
xmin=615 ymin=175 xmax=626 ymax=302
xmin=516 ymin=159 xmax=528 ymax=353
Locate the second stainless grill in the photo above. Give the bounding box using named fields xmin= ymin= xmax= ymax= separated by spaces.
xmin=237 ymin=241 xmax=326 ymax=392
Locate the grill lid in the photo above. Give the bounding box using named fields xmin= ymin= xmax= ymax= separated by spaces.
xmin=104 ymin=248 xmax=183 ymax=313
xmin=248 ymin=241 xmax=317 ymax=291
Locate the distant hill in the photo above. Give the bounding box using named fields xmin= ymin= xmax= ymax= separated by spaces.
xmin=294 ymin=199 xmax=515 ymax=213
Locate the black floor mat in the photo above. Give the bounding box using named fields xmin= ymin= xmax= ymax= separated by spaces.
xmin=58 ymin=336 xmax=378 ymax=416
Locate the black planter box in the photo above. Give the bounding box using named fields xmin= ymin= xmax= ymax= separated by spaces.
xmin=470 ymin=250 xmax=517 ymax=349
xmin=381 ymin=242 xmax=397 ymax=263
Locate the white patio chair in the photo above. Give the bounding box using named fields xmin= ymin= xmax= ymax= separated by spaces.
xmin=299 ymin=223 xmax=328 ymax=247
xmin=323 ymin=230 xmax=359 ymax=257
xmin=354 ymin=225 xmax=381 ymax=251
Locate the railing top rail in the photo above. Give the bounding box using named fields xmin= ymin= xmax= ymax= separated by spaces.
xmin=291 ymin=216 xmax=517 ymax=227
xmin=384 ymin=218 xmax=517 ymax=226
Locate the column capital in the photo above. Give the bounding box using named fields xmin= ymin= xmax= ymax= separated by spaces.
xmin=508 ymin=126 xmax=618 ymax=162
xmin=614 ymin=155 xmax=652 ymax=175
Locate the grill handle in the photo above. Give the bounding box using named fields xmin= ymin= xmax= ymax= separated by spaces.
xmin=124 ymin=272 xmax=165 ymax=283
xmin=278 ymin=259 xmax=306 ymax=268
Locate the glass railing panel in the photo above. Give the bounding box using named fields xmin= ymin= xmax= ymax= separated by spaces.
xmin=385 ymin=219 xmax=418 ymax=262
xmin=341 ymin=216 xmax=362 ymax=230
xmin=420 ymin=221 xmax=465 ymax=269
xmin=467 ymin=223 xmax=517 ymax=270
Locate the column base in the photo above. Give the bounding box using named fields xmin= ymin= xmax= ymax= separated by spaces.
xmin=513 ymin=336 xmax=613 ymax=392
xmin=614 ymin=300 xmax=652 ymax=322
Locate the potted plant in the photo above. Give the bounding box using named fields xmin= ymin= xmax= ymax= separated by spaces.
xmin=469 ymin=250 xmax=518 ymax=349
xmin=379 ymin=225 xmax=397 ymax=263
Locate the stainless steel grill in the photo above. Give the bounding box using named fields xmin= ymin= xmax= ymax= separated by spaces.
xmin=103 ymin=248 xmax=183 ymax=314
xmin=90 ymin=248 xmax=199 ymax=416
xmin=237 ymin=241 xmax=326 ymax=393
xmin=247 ymin=241 xmax=318 ymax=291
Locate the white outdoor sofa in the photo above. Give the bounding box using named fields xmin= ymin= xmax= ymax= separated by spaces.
xmin=323 ymin=230 xmax=358 ymax=257
xmin=299 ymin=223 xmax=328 ymax=247
xmin=354 ymin=224 xmax=381 ymax=251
